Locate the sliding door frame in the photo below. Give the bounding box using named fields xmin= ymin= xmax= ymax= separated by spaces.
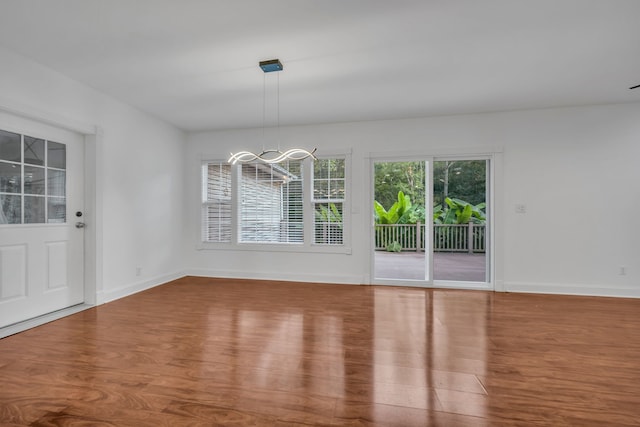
xmin=367 ymin=148 xmax=502 ymax=291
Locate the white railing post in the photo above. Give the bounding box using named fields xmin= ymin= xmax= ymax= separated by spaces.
xmin=416 ymin=221 xmax=421 ymax=252
xmin=468 ymin=221 xmax=474 ymax=254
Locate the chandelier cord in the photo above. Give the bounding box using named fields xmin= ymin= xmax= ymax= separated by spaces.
xmin=262 ymin=72 xmax=266 ymax=153
xmin=277 ymin=71 xmax=281 ymax=153
xmin=228 ymin=58 xmax=316 ymax=164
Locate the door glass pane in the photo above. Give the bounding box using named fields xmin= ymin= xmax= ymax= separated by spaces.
xmin=0 ymin=129 xmax=68 ymax=225
xmin=48 ymin=141 xmax=66 ymax=169
xmin=24 ymin=196 xmax=46 ymax=224
xmin=0 ymin=194 xmax=22 ymax=224
xmin=24 ymin=166 xmax=45 ymax=195
xmin=0 ymin=130 xmax=21 ymax=163
xmin=24 ymin=136 xmax=45 ymax=166
xmin=0 ymin=162 xmax=21 ymax=193
xmin=433 ymin=160 xmax=487 ymax=282
xmin=48 ymin=169 xmax=66 ymax=196
xmin=48 ymin=197 xmax=66 ymax=223
xmin=373 ymin=161 xmax=427 ymax=281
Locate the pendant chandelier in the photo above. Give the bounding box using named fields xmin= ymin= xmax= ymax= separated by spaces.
xmin=228 ymin=59 xmax=317 ymax=164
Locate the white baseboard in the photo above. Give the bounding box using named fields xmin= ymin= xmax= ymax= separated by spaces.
xmin=96 ymin=271 xmax=640 ymax=300
xmin=185 ymin=269 xmax=367 ymax=285
xmin=506 ymin=281 xmax=640 ymax=299
xmin=0 ymin=303 xmax=94 ymax=339
xmin=97 ymin=271 xmax=186 ymax=305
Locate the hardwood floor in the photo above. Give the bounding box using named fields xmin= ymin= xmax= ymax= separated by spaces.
xmin=1 ymin=277 xmax=639 ymax=426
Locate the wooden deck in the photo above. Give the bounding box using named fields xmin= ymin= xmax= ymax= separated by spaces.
xmin=375 ymin=251 xmax=487 ymax=282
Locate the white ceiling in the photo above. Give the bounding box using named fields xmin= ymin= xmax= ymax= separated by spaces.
xmin=1 ymin=0 xmax=639 ymax=132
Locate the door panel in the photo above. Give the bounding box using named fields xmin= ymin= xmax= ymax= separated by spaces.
xmin=0 ymin=114 xmax=84 ymax=328
xmin=432 ymin=159 xmax=488 ymax=283
xmin=372 ymin=159 xmax=431 ymax=284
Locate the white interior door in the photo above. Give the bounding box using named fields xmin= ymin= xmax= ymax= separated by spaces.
xmin=0 ymin=113 xmax=84 ymax=328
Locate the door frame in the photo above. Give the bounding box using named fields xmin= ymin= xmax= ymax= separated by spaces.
xmin=367 ymin=148 xmax=503 ymax=291
xmin=0 ymin=99 xmax=100 ymax=330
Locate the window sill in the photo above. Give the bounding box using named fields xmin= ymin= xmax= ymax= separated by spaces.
xmin=196 ymin=242 xmax=352 ymax=255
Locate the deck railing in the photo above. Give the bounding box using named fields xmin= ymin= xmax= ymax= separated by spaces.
xmin=375 ymin=222 xmax=486 ymax=253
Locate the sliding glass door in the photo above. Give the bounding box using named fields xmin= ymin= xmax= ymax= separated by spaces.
xmin=372 ymin=156 xmax=490 ymax=287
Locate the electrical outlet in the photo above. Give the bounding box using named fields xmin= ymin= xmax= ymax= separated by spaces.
xmin=136 ymin=266 xmax=142 ymax=277
xmin=515 ymin=204 xmax=527 ymax=214
xmin=619 ymin=266 xmax=626 ymax=276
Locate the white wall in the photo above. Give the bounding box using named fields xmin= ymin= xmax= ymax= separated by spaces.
xmin=185 ymin=102 xmax=640 ymax=298
xmin=0 ymin=46 xmax=186 ymax=303
xmin=3 ymin=43 xmax=638 ymax=300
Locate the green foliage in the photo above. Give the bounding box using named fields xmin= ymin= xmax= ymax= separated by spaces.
xmin=386 ymin=241 xmax=402 ymax=252
xmin=374 ymin=160 xmax=486 ymax=226
xmin=434 ymin=197 xmax=486 ymax=224
xmin=374 ymin=191 xmax=412 ymax=224
xmin=433 ymin=160 xmax=486 ymax=207
xmin=374 ymin=162 xmax=425 ymax=212
xmin=315 ymin=202 xmax=342 ymax=226
xmin=375 ymin=190 xmax=428 ymax=225
xmin=399 ymin=205 xmax=425 ymax=224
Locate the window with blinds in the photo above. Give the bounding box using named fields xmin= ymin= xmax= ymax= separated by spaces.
xmin=313 ymin=158 xmax=345 ymax=245
xmin=202 ymin=162 xmax=232 ymax=242
xmin=201 ymin=156 xmax=347 ymax=248
xmin=240 ymin=160 xmax=303 ymax=243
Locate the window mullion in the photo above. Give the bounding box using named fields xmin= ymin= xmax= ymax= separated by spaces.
xmin=303 ymin=158 xmax=314 ymax=246
xmin=231 ymin=163 xmax=239 ymax=244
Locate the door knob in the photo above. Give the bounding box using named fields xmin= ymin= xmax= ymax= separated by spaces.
xmin=75 ymin=222 xmax=85 ymax=229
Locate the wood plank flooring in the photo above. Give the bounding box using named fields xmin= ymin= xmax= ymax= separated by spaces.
xmin=1 ymin=277 xmax=639 ymax=426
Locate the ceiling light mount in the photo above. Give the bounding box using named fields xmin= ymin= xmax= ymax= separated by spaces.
xmin=228 ymin=59 xmax=317 ymax=164
xmin=259 ymin=59 xmax=283 ymax=73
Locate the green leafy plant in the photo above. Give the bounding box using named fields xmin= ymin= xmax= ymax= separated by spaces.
xmin=315 ymin=202 xmax=342 ymax=226
xmin=386 ymin=241 xmax=402 ymax=252
xmin=375 ymin=191 xmax=426 ymax=250
xmin=374 ymin=191 xmax=412 ymax=224
xmin=433 ymin=197 xmax=486 ymax=224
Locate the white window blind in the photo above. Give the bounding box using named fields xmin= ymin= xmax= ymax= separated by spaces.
xmin=313 ymin=158 xmax=345 ymax=245
xmin=201 ymin=156 xmax=348 ymax=249
xmin=202 ymin=162 xmax=232 ymax=242
xmin=239 ymin=160 xmax=303 ymax=243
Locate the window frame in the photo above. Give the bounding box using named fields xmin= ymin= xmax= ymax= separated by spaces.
xmin=201 ymin=162 xmax=232 ymax=243
xmin=198 ymin=150 xmax=351 ymax=254
xmin=311 ymin=157 xmax=346 ymax=246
